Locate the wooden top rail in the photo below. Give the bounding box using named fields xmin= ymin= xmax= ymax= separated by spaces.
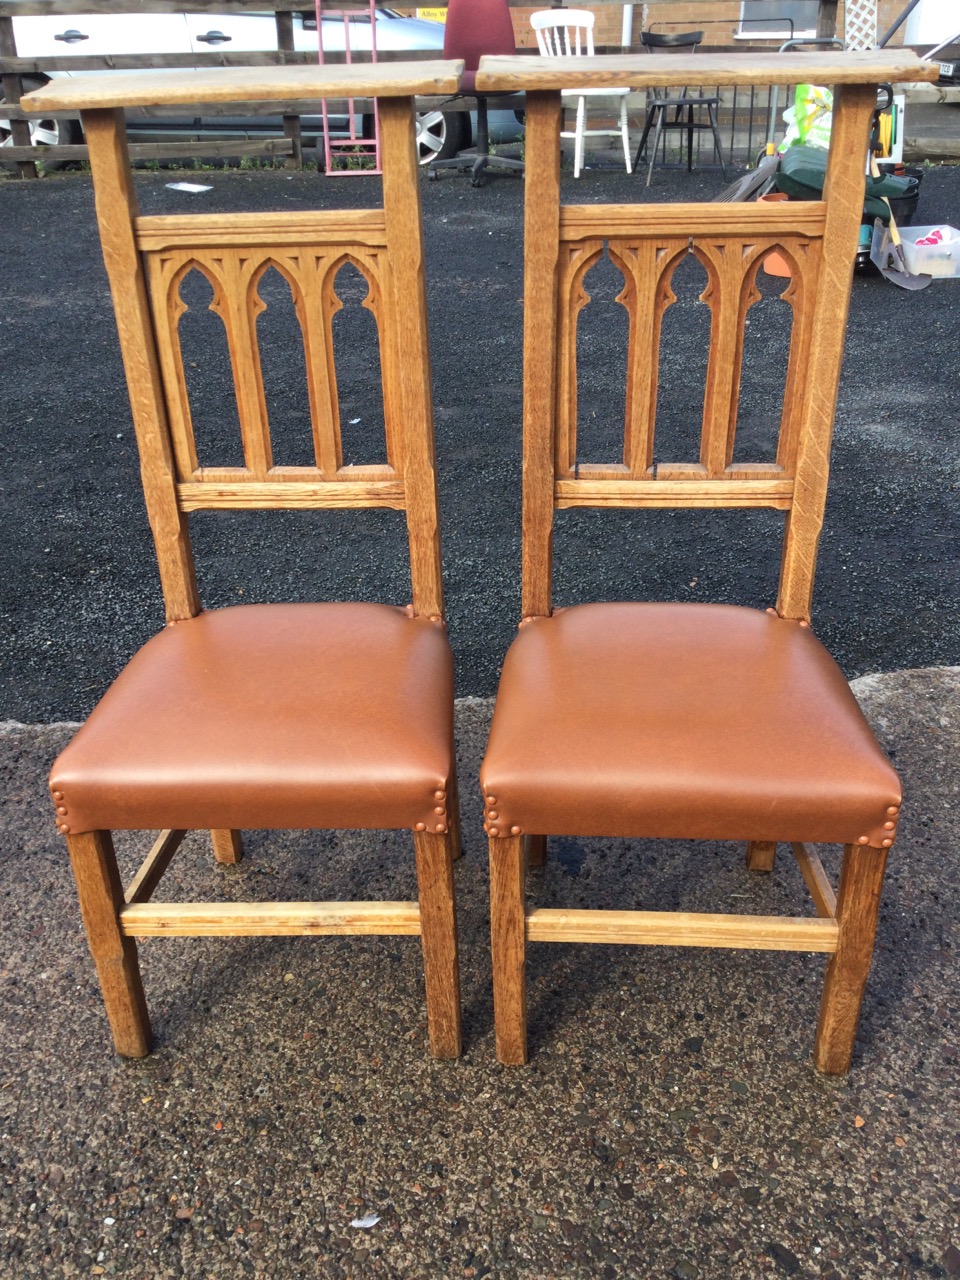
xmin=476 ymin=49 xmax=938 ymax=93
xmin=22 ymin=60 xmax=463 ymax=111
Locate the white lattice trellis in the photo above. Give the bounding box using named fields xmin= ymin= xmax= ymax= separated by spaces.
xmin=845 ymin=0 xmax=878 ymax=50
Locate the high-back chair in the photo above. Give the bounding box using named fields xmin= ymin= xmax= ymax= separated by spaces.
xmin=634 ymin=30 xmax=727 ymax=186
xmin=25 ymin=62 xmax=465 ymax=1061
xmin=529 ymin=9 xmax=631 ymax=179
xmin=474 ymin=48 xmax=936 ymax=1071
xmin=428 ymin=0 xmax=524 ymax=185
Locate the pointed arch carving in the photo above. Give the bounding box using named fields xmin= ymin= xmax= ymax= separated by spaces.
xmin=550 ymin=202 xmax=826 ymax=506
xmin=144 ymin=236 xmax=400 ymax=494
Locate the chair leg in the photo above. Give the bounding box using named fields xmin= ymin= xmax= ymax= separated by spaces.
xmin=646 ymin=106 xmax=665 ymax=187
xmin=707 ymin=101 xmax=729 ymax=180
xmin=814 ymin=842 xmax=889 ymax=1074
xmin=211 ymin=829 xmax=243 ymax=864
xmin=574 ymin=95 xmax=586 ymax=179
xmin=632 ymin=106 xmax=655 ymax=173
xmin=413 ymin=830 xmax=461 ymax=1059
xmin=489 ymin=832 xmax=527 ymax=1064
xmin=525 ymin=834 xmax=547 ymax=869
xmin=65 ymin=830 xmax=152 ymax=1057
xmin=686 ymin=103 xmax=695 ymax=172
xmin=619 ymin=95 xmax=632 ymax=175
xmin=446 ymin=758 xmax=463 ymax=863
xmin=746 ymin=840 xmax=777 ymax=872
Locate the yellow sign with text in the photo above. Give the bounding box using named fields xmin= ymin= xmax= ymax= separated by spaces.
xmin=417 ymin=7 xmax=447 ymax=21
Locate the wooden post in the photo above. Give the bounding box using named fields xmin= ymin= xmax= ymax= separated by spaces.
xmin=746 ymin=840 xmax=777 ymax=872
xmin=777 ymin=83 xmax=876 ymax=621
xmin=275 ymin=9 xmax=303 ymax=169
xmin=378 ymin=95 xmax=445 ymax=621
xmin=0 ymin=16 xmax=36 ymax=179
xmin=81 ymin=108 xmax=200 ymax=622
xmin=413 ymin=831 xmax=461 ymax=1059
xmin=211 ymin=829 xmax=244 ymax=864
xmin=66 ymin=831 xmax=152 ymax=1057
xmin=525 ymin=835 xmax=547 ymax=868
xmin=90 ymin=101 xmax=265 ymax=878
xmin=814 ymin=842 xmax=888 ymax=1073
xmin=520 ymin=91 xmax=563 ymax=620
xmin=489 ymin=833 xmax=528 ymax=1064
xmin=817 ymin=0 xmax=840 ymax=40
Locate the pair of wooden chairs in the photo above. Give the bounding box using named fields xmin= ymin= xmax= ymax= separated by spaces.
xmin=29 ymin=49 xmax=933 ymax=1075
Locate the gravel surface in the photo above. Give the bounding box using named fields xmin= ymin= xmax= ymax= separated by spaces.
xmin=1 ymin=162 xmax=959 ymax=720
xmin=1 ymin=671 xmax=958 ymax=1279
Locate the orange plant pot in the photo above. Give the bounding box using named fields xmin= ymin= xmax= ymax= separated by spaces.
xmin=759 ymin=192 xmax=792 ymax=278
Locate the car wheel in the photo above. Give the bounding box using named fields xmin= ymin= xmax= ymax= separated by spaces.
xmin=0 ymin=76 xmax=81 ymax=169
xmin=415 ymin=108 xmax=467 ymax=165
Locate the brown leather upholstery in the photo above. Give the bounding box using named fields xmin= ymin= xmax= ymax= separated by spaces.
xmin=481 ymin=603 xmax=900 ymax=848
xmin=51 ymin=603 xmax=455 ymax=835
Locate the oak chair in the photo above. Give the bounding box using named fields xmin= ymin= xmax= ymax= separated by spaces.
xmin=25 ymin=63 xmax=466 ymax=1060
xmin=474 ymin=49 xmax=936 ymax=1072
xmin=529 ymin=9 xmax=632 ymax=179
xmin=633 ymin=31 xmax=728 ymax=187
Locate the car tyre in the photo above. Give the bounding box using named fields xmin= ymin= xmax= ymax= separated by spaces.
xmin=0 ymin=75 xmax=81 ymax=169
xmin=415 ymin=107 xmax=468 ymax=165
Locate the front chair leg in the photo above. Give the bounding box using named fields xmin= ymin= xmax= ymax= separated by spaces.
xmin=413 ymin=830 xmax=461 ymax=1059
xmin=65 ymin=830 xmax=152 ymax=1057
xmin=814 ymin=842 xmax=889 ymax=1074
xmin=211 ymin=829 xmax=243 ymax=864
xmin=489 ymin=832 xmax=527 ymax=1064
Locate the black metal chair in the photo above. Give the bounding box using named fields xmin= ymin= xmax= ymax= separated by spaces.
xmin=633 ymin=30 xmax=728 ymax=186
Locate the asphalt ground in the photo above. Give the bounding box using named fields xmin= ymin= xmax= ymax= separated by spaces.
xmin=1 ymin=671 xmax=958 ymax=1279
xmin=1 ymin=160 xmax=959 ymax=720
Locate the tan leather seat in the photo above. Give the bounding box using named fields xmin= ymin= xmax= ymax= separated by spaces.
xmin=482 ymin=603 xmax=899 ymax=848
xmin=52 ymin=603 xmax=455 ymax=837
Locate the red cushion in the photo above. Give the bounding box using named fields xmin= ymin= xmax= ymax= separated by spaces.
xmin=443 ymin=0 xmax=516 ymax=72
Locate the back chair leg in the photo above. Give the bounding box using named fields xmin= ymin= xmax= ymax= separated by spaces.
xmin=446 ymin=761 xmax=463 ymax=863
xmin=746 ymin=840 xmax=777 ymax=872
xmin=413 ymin=829 xmax=462 ymax=1059
xmin=66 ymin=830 xmax=152 ymax=1057
xmin=525 ymin=834 xmax=547 ymax=869
xmin=814 ymin=842 xmax=889 ymax=1074
xmin=646 ymin=107 xmax=666 ymax=187
xmin=633 ymin=106 xmax=655 ymax=173
xmin=489 ymin=832 xmax=528 ymax=1064
xmin=619 ymin=96 xmax=632 ymax=174
xmin=574 ymin=95 xmax=586 ymax=178
xmin=211 ymin=829 xmax=244 ymax=864
xmin=708 ymin=101 xmax=728 ymax=179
